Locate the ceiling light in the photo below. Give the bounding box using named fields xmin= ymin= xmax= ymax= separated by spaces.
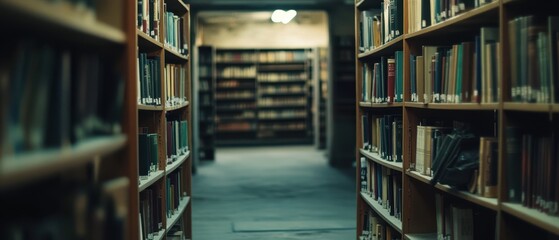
xmin=271 ymin=9 xmax=297 ymax=24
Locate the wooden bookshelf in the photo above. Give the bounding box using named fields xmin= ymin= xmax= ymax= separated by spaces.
xmin=195 ymin=46 xmax=216 ymax=161
xmin=133 ymin=0 xmax=192 ymax=239
xmin=214 ymin=48 xmax=315 ymax=146
xmin=361 ymin=192 xmax=403 ymax=234
xmin=355 ymin=0 xmax=559 ymax=238
xmin=0 ymin=0 xmax=134 ymax=238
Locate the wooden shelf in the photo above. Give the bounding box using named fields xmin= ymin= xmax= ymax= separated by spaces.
xmin=164 ymin=46 xmax=188 ymax=62
xmin=360 ymin=102 xmax=404 ymax=108
xmin=359 ymin=149 xmax=403 ymax=172
xmin=503 ymin=102 xmax=551 ymax=112
xmin=215 ymin=97 xmax=256 ymax=101
xmin=405 ymin=233 xmax=437 ymax=240
xmin=360 ymin=192 xmax=403 ymax=234
xmin=217 ymin=129 xmax=256 ymax=133
xmin=552 ymin=104 xmax=559 ymax=113
xmin=138 ymin=104 xmax=164 ymax=111
xmin=405 ymin=2 xmax=500 ymax=40
xmin=217 ymin=76 xmax=257 ymax=80
xmin=166 ymin=101 xmax=189 ymax=112
xmin=258 ymin=61 xmax=307 ymax=65
xmin=258 ymin=117 xmax=307 ymax=121
xmin=404 ymin=102 xmax=499 ymax=110
xmin=258 ymin=79 xmax=307 ymax=84
xmin=137 ymin=29 xmax=163 ymax=51
xmin=216 ymin=108 xmax=256 ymax=112
xmin=217 ymin=118 xmax=257 ymax=122
xmin=166 ymin=196 xmax=191 ymax=230
xmin=0 ymin=0 xmax=126 ymax=45
xmin=216 ymin=86 xmax=256 ymax=90
xmin=407 ymin=171 xmax=498 ymax=211
xmin=138 ymin=169 xmax=165 ymax=192
xmin=216 ymin=61 xmax=255 ymax=65
xmin=0 ymin=135 xmax=126 ymax=189
xmin=258 ymin=105 xmax=307 ymax=109
xmin=501 ymin=203 xmax=559 ymax=236
xmin=358 ymin=36 xmax=404 ymax=61
xmin=151 ymin=229 xmax=166 ymax=240
xmin=260 ymin=92 xmax=307 ymax=96
xmin=166 ymin=150 xmax=190 ymax=174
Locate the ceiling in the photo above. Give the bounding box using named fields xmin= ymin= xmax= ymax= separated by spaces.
xmin=186 ymin=0 xmax=354 ymax=10
xmin=198 ymin=11 xmax=326 ymax=25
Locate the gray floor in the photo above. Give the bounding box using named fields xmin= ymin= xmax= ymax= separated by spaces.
xmin=192 ymin=145 xmax=356 ymax=240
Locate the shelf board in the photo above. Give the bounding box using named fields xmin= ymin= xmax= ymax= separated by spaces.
xmin=258 ymin=61 xmax=307 ymax=65
xmin=360 ymin=102 xmax=404 ymax=108
xmin=552 ymin=104 xmax=559 ymax=113
xmin=138 ymin=169 xmax=165 ymax=192
xmin=405 ymin=1 xmax=500 ymax=40
xmin=166 ymin=196 xmax=191 ymax=230
xmin=405 ymin=233 xmax=437 ymax=240
xmin=358 ymin=36 xmax=404 ymax=60
xmin=258 ymin=117 xmax=307 ymax=121
xmin=259 ymin=128 xmax=307 ymax=132
xmin=360 ymin=192 xmax=403 ymax=234
xmin=501 ymin=203 xmax=559 ymax=236
xmin=216 ymin=108 xmax=256 ymax=112
xmin=217 ymin=76 xmax=257 ymax=80
xmin=258 ymin=105 xmax=307 ymax=109
xmin=216 ymin=61 xmax=255 ymax=65
xmin=0 ymin=135 xmax=126 ymax=189
xmin=215 ymin=97 xmax=256 ymax=101
xmin=407 ymin=171 xmax=498 ymax=211
xmin=404 ymin=102 xmax=499 ymax=110
xmin=165 ymin=150 xmax=190 ymax=174
xmin=258 ymin=79 xmax=307 ymax=84
xmin=138 ymin=104 xmax=164 ymax=111
xmin=217 ymin=118 xmax=257 ymax=122
xmin=165 ymin=0 xmax=188 ymax=15
xmin=260 ymin=92 xmax=307 ymax=97
xmin=216 ymin=86 xmax=256 ymax=90
xmin=166 ymin=101 xmax=189 ymax=111
xmin=0 ymin=0 xmax=126 ymax=45
xmin=503 ymin=102 xmax=550 ymax=112
xmin=149 ymin=228 xmax=165 ymax=240
xmin=217 ymin=129 xmax=256 ymax=133
xmin=359 ymin=149 xmax=403 ymax=172
xmin=164 ymin=46 xmax=188 ymax=62
xmin=137 ymin=29 xmax=163 ymax=50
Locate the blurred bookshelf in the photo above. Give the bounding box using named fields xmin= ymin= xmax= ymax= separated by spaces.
xmin=197 ymin=45 xmax=216 ymax=161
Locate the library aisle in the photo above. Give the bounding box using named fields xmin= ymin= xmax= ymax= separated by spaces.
xmin=192 ymin=146 xmax=355 ymax=239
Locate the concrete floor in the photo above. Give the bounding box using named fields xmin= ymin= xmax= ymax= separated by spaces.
xmin=192 ymin=145 xmax=357 ymax=240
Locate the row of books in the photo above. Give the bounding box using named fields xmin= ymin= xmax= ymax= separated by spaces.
xmin=164 ymin=11 xmax=188 ymax=56
xmin=258 ymin=98 xmax=306 ymax=106
xmin=138 ymin=53 xmax=162 ymax=105
xmin=258 ymin=110 xmax=307 ymax=119
xmin=166 ymin=168 xmax=185 ymax=218
xmin=509 ymin=16 xmax=559 ymax=103
xmin=216 ymin=80 xmax=254 ymax=88
xmin=407 ymin=0 xmax=493 ymax=34
xmin=166 ymin=119 xmax=189 ymax=163
xmin=138 ymin=131 xmax=159 ymax=177
xmin=362 ymin=115 xmax=403 ymax=163
xmin=361 ymin=159 xmax=403 ymax=221
xmin=435 ymin=194 xmax=496 ymax=240
xmin=361 ymin=52 xmax=404 ymax=103
xmin=216 ymin=103 xmax=256 ymax=109
xmin=216 ymin=122 xmax=255 ymax=131
xmin=258 ymin=123 xmax=306 ymax=131
xmin=137 ymin=0 xmax=161 ymax=40
xmin=409 ymin=27 xmax=499 ymax=103
xmin=258 ymin=51 xmax=307 ymax=62
xmin=165 ymin=64 xmax=188 ymax=107
xmin=1 ymin=177 xmax=128 ymax=240
xmin=139 ymin=185 xmax=163 ymax=240
xmin=216 ymin=112 xmax=256 ymax=121
xmin=260 ymin=85 xmax=305 ymax=93
xmin=198 ymin=65 xmax=212 ymax=78
xmin=359 ymin=0 xmax=404 ymax=52
xmin=1 ymin=40 xmax=124 ymax=158
xmin=216 ymin=52 xmax=258 ymax=62
xmin=257 ymin=72 xmax=306 ymax=82
xmin=215 ymin=91 xmax=254 ymax=99
xmin=218 ymin=66 xmax=257 ymax=78
xmin=359 ymin=209 xmax=401 ymax=240
xmin=506 ymin=127 xmax=559 ymax=216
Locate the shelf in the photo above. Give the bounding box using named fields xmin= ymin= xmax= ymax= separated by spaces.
xmin=151 ymin=228 xmax=166 ymax=240
xmin=215 ymin=97 xmax=256 ymax=101
xmin=258 ymin=117 xmax=307 ymax=121
xmin=137 ymin=29 xmax=163 ymax=51
xmin=216 ymin=86 xmax=256 ymax=90
xmin=166 ymin=196 xmax=191 ymax=230
xmin=138 ymin=169 xmax=165 ymax=192
xmin=216 ymin=61 xmax=255 ymax=65
xmin=258 ymin=66 xmax=306 ymax=72
xmin=0 ymin=0 xmax=126 ymax=45
xmin=407 ymin=171 xmax=498 ymax=211
xmin=552 ymin=104 xmax=559 ymax=113
xmin=165 ymin=0 xmax=188 ymax=15
xmin=258 ymin=80 xmax=307 ymax=84
xmin=216 ymin=108 xmax=256 ymax=112
xmin=358 ymin=36 xmax=404 ymax=61
xmin=360 ymin=102 xmax=404 ymax=108
xmin=217 ymin=129 xmax=256 ymax=133
xmin=164 ymin=47 xmax=188 ymax=62
xmin=258 ymin=105 xmax=307 ymax=109
xmin=360 ymin=192 xmax=403 ymax=234
xmin=503 ymin=102 xmax=551 ymax=112
xmin=404 ymin=102 xmax=499 ymax=110
xmin=217 ymin=76 xmax=257 ymax=80
xmin=259 ymin=128 xmax=307 ymax=132
xmin=166 ymin=101 xmax=189 ymax=111
xmin=405 ymin=233 xmax=437 ymax=240
xmin=261 ymin=92 xmax=307 ymax=97
xmin=405 ymin=1 xmax=500 ymax=40
xmin=258 ymin=61 xmax=307 ymax=65
xmin=217 ymin=118 xmax=257 ymax=122
xmin=0 ymin=135 xmax=126 ymax=189
xmin=359 ymin=149 xmax=403 ymax=172
xmin=501 ymin=203 xmax=559 ymax=236
xmin=166 ymin=150 xmax=190 ymax=174
xmin=138 ymin=104 xmax=164 ymax=111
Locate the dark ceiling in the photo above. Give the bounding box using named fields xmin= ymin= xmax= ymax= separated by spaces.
xmin=185 ymin=0 xmax=354 ymax=11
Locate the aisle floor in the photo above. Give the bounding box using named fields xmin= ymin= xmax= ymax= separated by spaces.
xmin=192 ymin=145 xmax=356 ymax=240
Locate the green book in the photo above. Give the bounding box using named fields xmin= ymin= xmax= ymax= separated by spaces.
xmin=148 ymin=133 xmax=158 ymax=172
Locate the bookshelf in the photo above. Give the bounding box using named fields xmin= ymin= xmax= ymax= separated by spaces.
xmin=134 ymin=0 xmax=192 ymax=240
xmin=355 ymin=0 xmax=559 ymax=239
xmin=196 ymin=45 xmax=216 ymax=161
xmin=214 ymin=48 xmax=315 ymax=145
xmin=0 ymin=0 xmax=133 ymax=239
xmin=314 ymin=47 xmax=328 ymax=149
